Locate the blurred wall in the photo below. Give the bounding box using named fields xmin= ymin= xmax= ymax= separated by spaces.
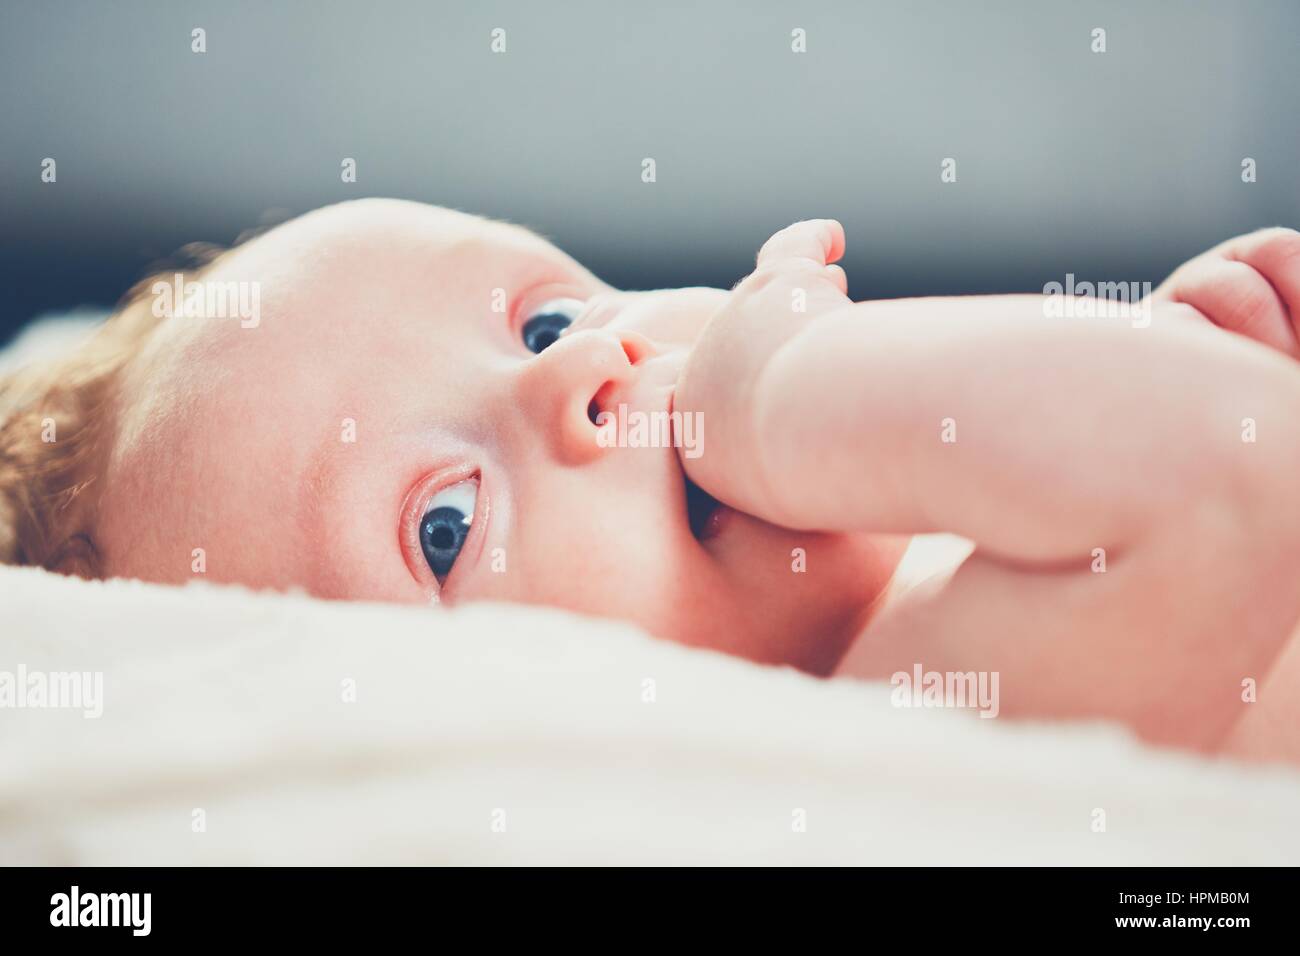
xmin=1 ymin=0 xmax=1297 ymax=344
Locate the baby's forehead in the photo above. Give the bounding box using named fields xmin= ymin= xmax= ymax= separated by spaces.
xmin=112 ymin=201 xmax=586 ymax=450
xmin=259 ymin=199 xmax=564 ymax=266
xmin=208 ymin=200 xmax=585 ymax=317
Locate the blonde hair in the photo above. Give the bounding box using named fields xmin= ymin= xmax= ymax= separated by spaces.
xmin=0 ymin=244 xmax=225 ymax=573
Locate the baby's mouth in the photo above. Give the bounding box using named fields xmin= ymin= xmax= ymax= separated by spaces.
xmin=668 ymin=386 xmax=728 ymax=541
xmin=683 ymin=471 xmax=724 ymax=540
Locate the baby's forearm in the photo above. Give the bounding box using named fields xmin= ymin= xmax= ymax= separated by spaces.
xmin=749 ymin=294 xmax=1300 ymax=561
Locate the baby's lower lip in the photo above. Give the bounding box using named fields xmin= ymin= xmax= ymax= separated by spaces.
xmin=683 ymin=470 xmax=727 ymax=540
xmin=698 ymin=503 xmax=733 ymax=541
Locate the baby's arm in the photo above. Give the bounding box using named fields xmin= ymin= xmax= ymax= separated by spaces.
xmin=682 ymin=222 xmax=1300 ymax=554
xmin=676 ymin=222 xmax=1300 ymax=749
xmin=755 ymin=296 xmax=1296 ymax=555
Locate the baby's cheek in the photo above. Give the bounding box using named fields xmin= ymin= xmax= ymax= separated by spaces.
xmin=535 ymin=529 xmax=698 ymax=630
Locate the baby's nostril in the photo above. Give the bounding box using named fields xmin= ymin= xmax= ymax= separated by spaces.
xmin=588 ymin=381 xmax=617 ymax=426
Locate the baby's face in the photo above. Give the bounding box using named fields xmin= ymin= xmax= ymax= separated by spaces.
xmin=97 ymin=199 xmax=901 ymax=671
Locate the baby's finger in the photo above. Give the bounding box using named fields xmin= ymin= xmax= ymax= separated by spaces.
xmin=1170 ymin=258 xmax=1298 ymax=357
xmin=1217 ymin=227 xmax=1300 ymax=328
xmin=757 ymin=219 xmax=845 ymax=271
xmin=824 ymin=263 xmax=848 ymax=296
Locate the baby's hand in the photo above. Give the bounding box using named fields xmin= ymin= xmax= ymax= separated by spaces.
xmin=1149 ymin=227 xmax=1300 ymax=358
xmin=673 ymin=219 xmax=851 ymax=505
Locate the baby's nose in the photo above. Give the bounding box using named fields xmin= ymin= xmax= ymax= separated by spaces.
xmin=516 ymin=328 xmax=654 ymax=465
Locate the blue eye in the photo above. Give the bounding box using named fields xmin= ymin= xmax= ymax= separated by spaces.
xmin=522 ymin=298 xmax=584 ymax=353
xmin=419 ymin=478 xmax=478 ymax=582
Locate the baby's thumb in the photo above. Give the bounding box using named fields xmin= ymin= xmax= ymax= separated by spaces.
xmin=756 ymin=219 xmax=845 ymax=271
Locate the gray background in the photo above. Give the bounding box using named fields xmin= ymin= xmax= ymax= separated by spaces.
xmin=1 ymin=0 xmax=1297 ymax=345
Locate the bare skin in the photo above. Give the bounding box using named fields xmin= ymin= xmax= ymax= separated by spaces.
xmin=89 ymin=198 xmax=1300 ymax=763
xmin=96 ymin=200 xmax=900 ymax=674
xmin=675 ymin=221 xmax=1300 ymax=759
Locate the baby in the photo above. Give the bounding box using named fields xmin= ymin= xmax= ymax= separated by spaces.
xmin=2 ymin=199 xmax=1298 ymax=764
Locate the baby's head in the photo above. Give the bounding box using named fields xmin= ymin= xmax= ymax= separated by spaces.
xmin=0 ymin=199 xmax=901 ymax=671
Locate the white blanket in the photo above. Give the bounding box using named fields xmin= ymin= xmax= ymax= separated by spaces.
xmin=3 ymin=563 xmax=1298 ymax=865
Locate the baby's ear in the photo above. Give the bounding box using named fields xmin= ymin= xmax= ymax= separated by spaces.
xmin=45 ymin=533 xmax=102 ymax=579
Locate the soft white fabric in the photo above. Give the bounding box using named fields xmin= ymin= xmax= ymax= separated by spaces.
xmin=3 ymin=563 xmax=1298 ymax=865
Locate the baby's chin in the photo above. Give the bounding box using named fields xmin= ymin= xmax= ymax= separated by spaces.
xmin=671 ymin=509 xmax=906 ymax=673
